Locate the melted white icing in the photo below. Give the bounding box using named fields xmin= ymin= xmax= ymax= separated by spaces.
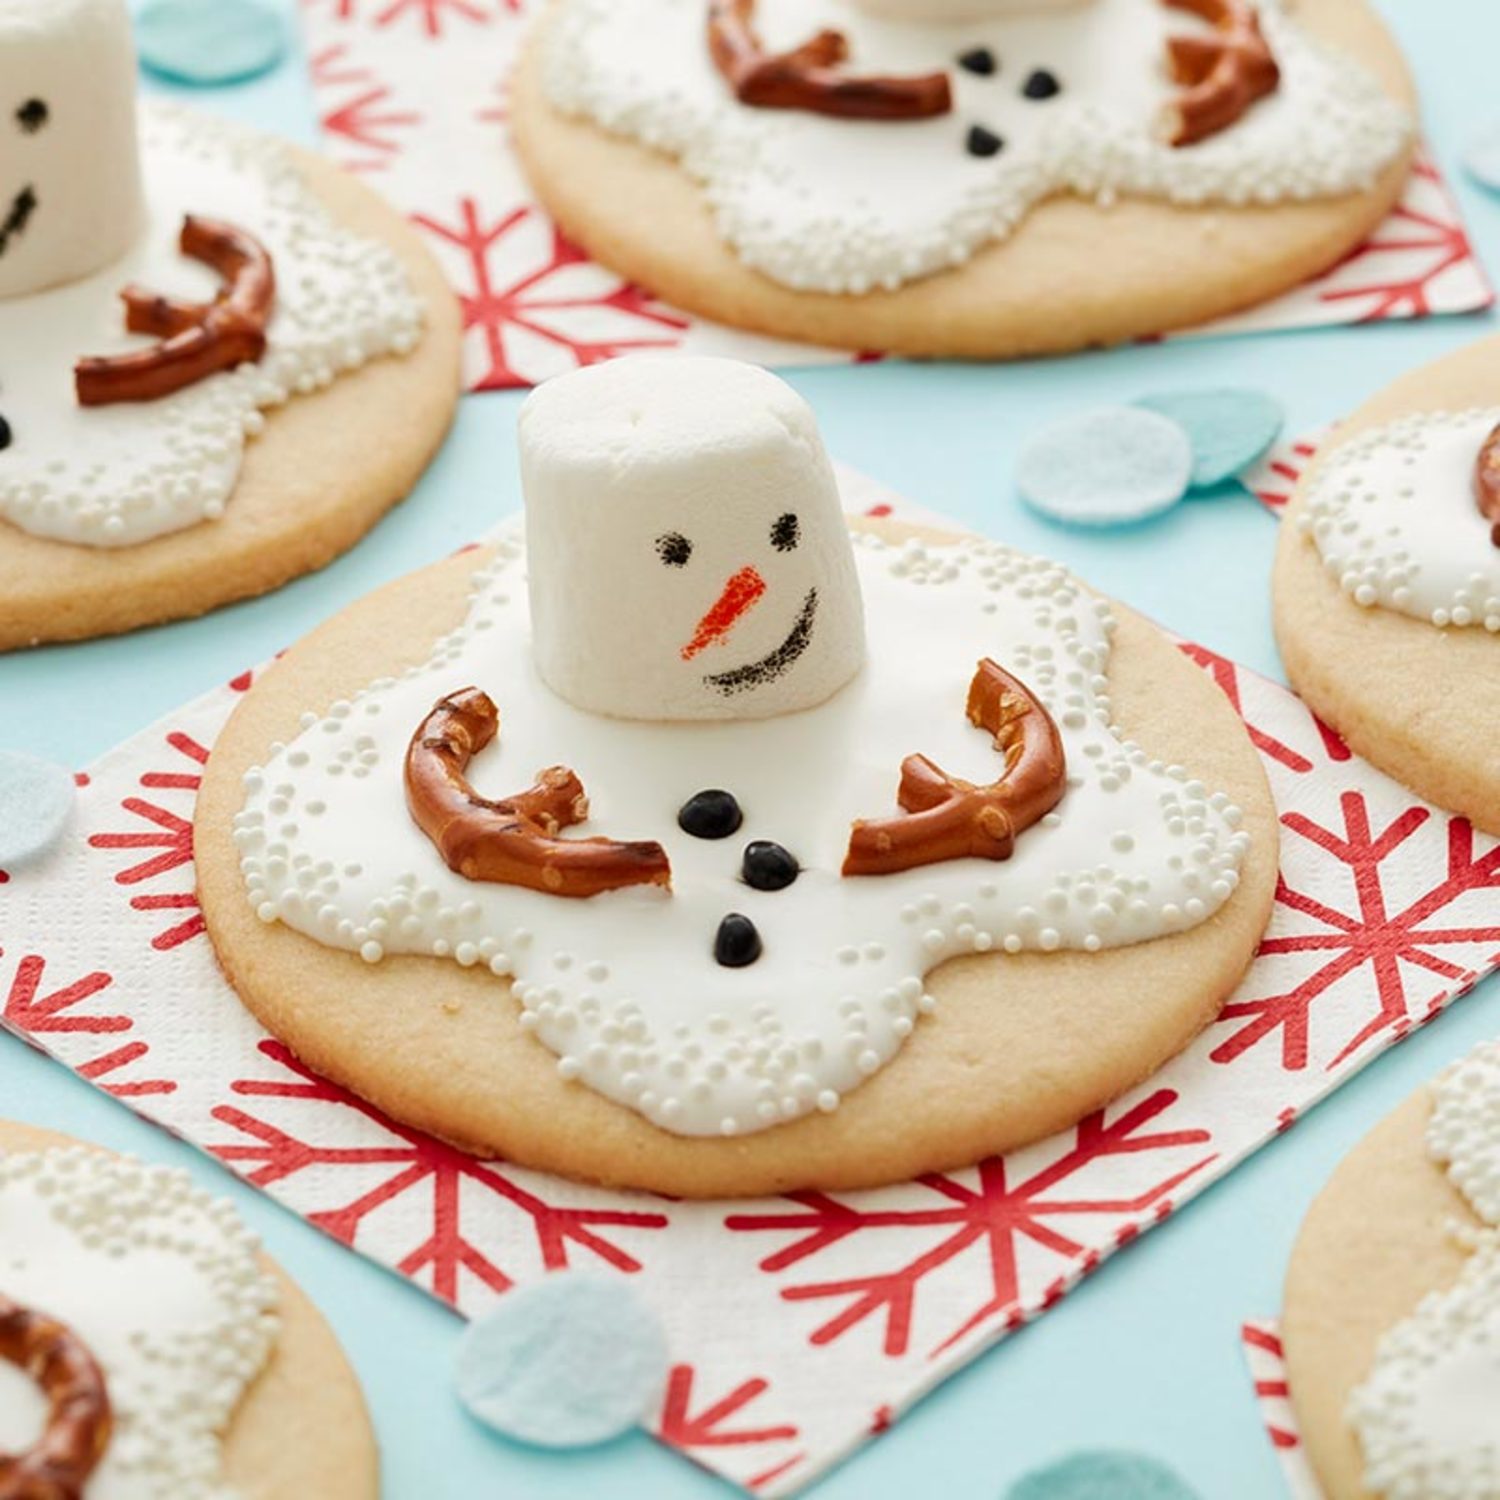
xmin=1297 ymin=409 xmax=1500 ymax=631
xmin=233 ymin=528 xmax=1250 ymax=1139
xmin=0 ymin=1147 xmax=279 ymax=1499
xmin=539 ymin=0 xmax=1411 ymax=295
xmin=1345 ymin=1042 xmax=1500 ymax=1497
xmin=0 ymin=100 xmax=423 ymax=548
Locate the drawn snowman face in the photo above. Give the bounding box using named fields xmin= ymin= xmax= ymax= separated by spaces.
xmin=0 ymin=0 xmax=145 ymax=301
xmin=522 ymin=357 xmax=867 ymax=722
xmin=0 ymin=96 xmax=46 ymax=264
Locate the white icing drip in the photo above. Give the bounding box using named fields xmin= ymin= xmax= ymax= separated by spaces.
xmin=1349 ymin=1235 xmax=1500 ymax=1500
xmin=1345 ymin=1042 xmax=1500 ymax=1497
xmin=539 ymin=0 xmax=1411 ymax=295
xmin=0 ymin=1147 xmax=280 ymax=1499
xmin=0 ymin=100 xmax=424 ymax=548
xmin=233 ymin=526 xmax=1249 ymax=1139
xmin=1296 ymin=408 xmax=1500 ymax=631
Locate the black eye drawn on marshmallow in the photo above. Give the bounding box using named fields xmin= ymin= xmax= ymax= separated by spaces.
xmin=771 ymin=512 xmax=800 ymax=552
xmin=15 ymin=99 xmax=49 ymax=135
xmin=656 ymin=531 xmax=693 ymax=567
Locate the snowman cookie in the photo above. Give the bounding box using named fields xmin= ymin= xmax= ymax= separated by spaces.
xmin=1283 ymin=1041 xmax=1500 ymax=1500
xmin=0 ymin=0 xmax=461 ymax=649
xmin=1273 ymin=334 xmax=1500 ymax=836
xmin=511 ymin=0 xmax=1414 ymax=359
xmin=0 ymin=1119 xmax=377 ymax=1498
xmin=194 ymin=356 xmax=1277 ymax=1198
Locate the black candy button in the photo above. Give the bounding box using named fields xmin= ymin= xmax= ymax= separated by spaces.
xmin=715 ymin=913 xmax=763 ymax=968
xmin=0 ymin=414 xmax=10 ymax=452
xmin=1022 ymin=68 xmax=1061 ymax=100
xmin=678 ymin=789 xmax=743 ymax=840
xmin=966 ymin=125 xmax=1004 ymax=159
xmin=741 ymin=841 xmax=799 ymax=892
xmin=957 ymin=46 xmax=996 ymax=76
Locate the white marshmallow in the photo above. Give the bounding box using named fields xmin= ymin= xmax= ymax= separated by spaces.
xmin=846 ymin=0 xmax=1092 ymax=19
xmin=0 ymin=0 xmax=145 ymax=300
xmin=521 ymin=356 xmax=867 ymax=722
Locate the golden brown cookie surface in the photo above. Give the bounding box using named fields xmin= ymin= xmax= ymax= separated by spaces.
xmin=195 ymin=522 xmax=1277 ymax=1199
xmin=0 ymin=148 xmax=462 ymax=652
xmin=1273 ymin=334 xmax=1500 ymax=835
xmin=511 ymin=0 xmax=1414 ymax=359
xmin=1282 ymin=1090 xmax=1481 ymax=1500
xmin=0 ymin=1119 xmax=378 ymax=1500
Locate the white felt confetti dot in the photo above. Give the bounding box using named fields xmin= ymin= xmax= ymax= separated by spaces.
xmin=1016 ymin=408 xmax=1192 ymax=528
xmin=0 ymin=751 xmax=75 ymax=869
xmin=455 ymin=1273 xmax=669 ymax=1448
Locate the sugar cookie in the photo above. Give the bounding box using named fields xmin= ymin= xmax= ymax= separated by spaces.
xmin=195 ymin=358 xmax=1275 ymax=1198
xmin=0 ymin=1119 xmax=377 ymax=1499
xmin=0 ymin=0 xmax=461 ymax=648
xmin=512 ymin=0 xmax=1414 ymax=357
xmin=1273 ymin=333 xmax=1500 ymax=835
xmin=1283 ymin=1040 xmax=1500 ymax=1500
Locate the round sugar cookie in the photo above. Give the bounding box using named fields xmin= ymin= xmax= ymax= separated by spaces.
xmin=0 ymin=1118 xmax=378 ymax=1499
xmin=1272 ymin=335 xmax=1500 ymax=836
xmin=1281 ymin=1089 xmax=1482 ymax=1500
xmin=0 ymin=145 xmax=461 ymax=651
xmin=509 ymin=0 xmax=1415 ymax=360
xmin=194 ymin=520 xmax=1277 ymax=1200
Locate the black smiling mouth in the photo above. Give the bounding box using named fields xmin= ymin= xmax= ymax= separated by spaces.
xmin=0 ymin=184 xmax=36 ymax=258
xmin=704 ymin=588 xmax=819 ymax=697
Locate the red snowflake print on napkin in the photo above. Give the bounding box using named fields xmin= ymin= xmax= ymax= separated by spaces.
xmin=209 ymin=1040 xmax=670 ymax=1304
xmin=727 ymin=1090 xmax=1215 ymax=1360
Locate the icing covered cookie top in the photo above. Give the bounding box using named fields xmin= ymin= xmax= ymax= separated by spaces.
xmin=538 ymin=0 xmax=1411 ymax=295
xmin=234 ymin=360 xmax=1250 ymax=1139
xmin=0 ymin=101 xmax=423 ymax=548
xmin=0 ymin=1146 xmax=279 ymax=1499
xmin=1345 ymin=1042 xmax=1500 ymax=1499
xmin=1297 ymin=409 xmax=1500 ymax=632
xmin=0 ymin=0 xmax=144 ymax=300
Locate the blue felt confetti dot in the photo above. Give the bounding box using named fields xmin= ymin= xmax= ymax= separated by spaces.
xmin=1135 ymin=388 xmax=1284 ymax=490
xmin=0 ymin=752 xmax=75 ymax=870
xmin=136 ymin=0 xmax=288 ymax=88
xmin=455 ymin=1272 xmax=670 ymax=1449
xmin=1005 ymin=1449 xmax=1202 ymax=1500
xmin=1463 ymin=122 xmax=1500 ymax=194
xmin=1016 ymin=406 xmax=1192 ymax=528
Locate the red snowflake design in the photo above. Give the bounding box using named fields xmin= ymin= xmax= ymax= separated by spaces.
xmin=88 ymin=732 xmax=209 ymax=952
xmin=726 ymin=1090 xmax=1215 ymax=1360
xmin=657 ymin=1365 xmax=805 ymax=1490
xmin=0 ymin=953 xmax=175 ymax=1097
xmin=1179 ymin=641 xmax=1349 ymax=774
xmin=1244 ymin=436 xmax=1321 ymax=514
xmin=310 ymin=45 xmax=421 ymax=170
xmin=304 ymin=0 xmax=515 ymax=37
xmin=1214 ymin=797 xmax=1500 ymax=1072
xmin=411 ymin=200 xmax=687 ymax=390
xmin=209 ymin=1040 xmax=670 ymax=1303
xmin=1315 ymin=156 xmax=1493 ymax=322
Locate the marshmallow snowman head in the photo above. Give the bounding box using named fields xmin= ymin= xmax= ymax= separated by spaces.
xmin=0 ymin=0 xmax=145 ymax=301
xmin=847 ymin=0 xmax=1092 ymax=18
xmin=521 ymin=357 xmax=867 ymax=722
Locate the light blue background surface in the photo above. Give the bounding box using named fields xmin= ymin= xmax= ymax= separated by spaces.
xmin=2 ymin=3 xmax=1498 ymax=1495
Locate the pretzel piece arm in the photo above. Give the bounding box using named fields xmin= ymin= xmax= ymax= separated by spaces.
xmin=405 ymin=689 xmax=672 ymax=899
xmin=843 ymin=660 xmax=1066 ymax=878
xmin=1474 ymin=419 xmax=1500 ymax=548
xmin=707 ymin=0 xmax=951 ymax=122
xmin=0 ymin=1295 xmax=112 ymax=1500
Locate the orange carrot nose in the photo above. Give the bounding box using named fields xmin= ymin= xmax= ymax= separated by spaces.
xmin=681 ymin=566 xmax=767 ymax=661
